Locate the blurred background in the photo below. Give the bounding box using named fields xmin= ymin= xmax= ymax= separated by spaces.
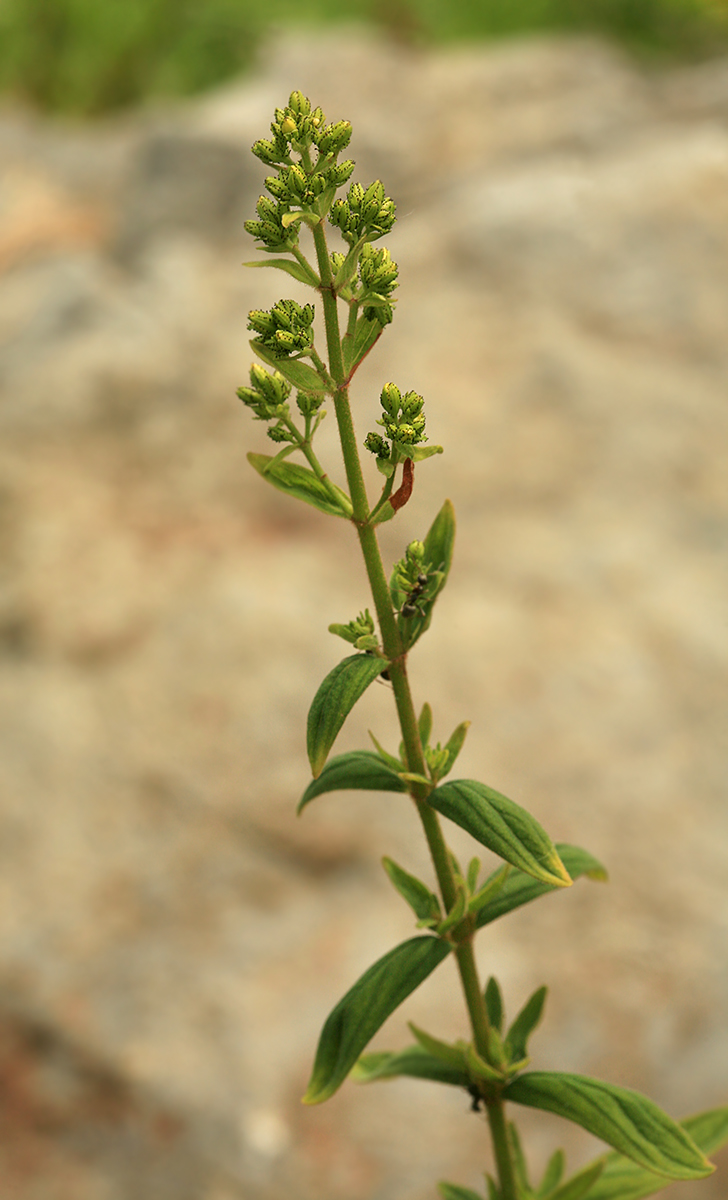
xmin=0 ymin=2 xmax=727 ymax=1198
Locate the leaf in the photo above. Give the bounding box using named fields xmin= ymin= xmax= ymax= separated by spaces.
xmin=368 ymin=730 xmax=403 ymax=772
xmin=371 ymin=500 xmax=396 ymax=525
xmin=251 ymin=341 xmax=329 ymax=392
xmin=409 ymin=443 xmax=444 ymax=462
xmin=469 ymin=864 xmax=511 ymax=916
xmin=428 ymin=780 xmax=572 ymax=888
xmin=408 ymin=1023 xmax=469 ymax=1072
xmin=303 ymin=935 xmax=452 ymax=1104
xmin=342 ymin=315 xmax=383 ymax=376
xmin=538 ymin=1149 xmax=565 ymax=1196
xmin=585 ymin=1106 xmax=728 ymax=1200
xmin=544 ymin=1159 xmax=606 ymax=1200
xmin=436 ymin=885 xmax=468 ymax=935
xmin=464 ymin=1042 xmax=506 ymax=1084
xmin=243 ymin=257 xmax=319 ymax=287
xmin=248 ymin=453 xmax=352 ymax=518
xmin=418 ymin=702 xmax=433 ymax=749
xmin=397 ymin=499 xmax=456 ymax=649
xmin=504 ymin=1073 xmax=714 ymax=1180
xmin=484 ymin=977 xmax=504 ymax=1033
xmin=352 ymin=1044 xmax=470 ymax=1089
xmin=307 ymin=655 xmax=390 ymax=777
xmin=281 ymin=209 xmax=320 ymax=229
xmin=505 ymin=986 xmax=548 ymax=1063
xmin=438 ymin=1184 xmax=485 ymax=1200
xmin=442 ymin=720 xmax=471 ymax=777
xmin=475 ymin=844 xmax=607 ymax=930
xmin=298 ymin=750 xmax=406 ymax=813
xmin=382 ymin=858 xmax=441 ymax=922
xmin=508 ymin=1121 xmax=531 ymax=1194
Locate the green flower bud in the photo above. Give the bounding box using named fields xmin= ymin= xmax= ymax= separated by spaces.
xmin=364 ymin=432 xmax=390 ymax=457
xmin=380 ymin=382 xmax=401 ymax=414
xmin=267 ymin=422 xmax=295 ymax=443
xmin=328 ymin=160 xmax=355 ymax=188
xmin=296 ymin=391 xmax=324 ymax=417
xmin=316 ymin=120 xmax=352 ymax=156
xmin=281 ymin=115 xmax=297 ymax=136
xmin=288 ymin=90 xmax=310 ymax=117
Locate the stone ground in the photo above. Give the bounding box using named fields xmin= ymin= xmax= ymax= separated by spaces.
xmin=0 ymin=27 xmax=726 ymax=1200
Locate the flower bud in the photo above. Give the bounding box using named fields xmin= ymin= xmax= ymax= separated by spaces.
xmin=380 ymin=382 xmax=401 ymax=414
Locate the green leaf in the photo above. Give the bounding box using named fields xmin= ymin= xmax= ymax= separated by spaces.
xmin=382 ymin=858 xmax=441 ymax=922
xmin=352 ymin=1044 xmax=469 ymax=1089
xmin=475 ymin=844 xmax=607 ymax=930
xmin=409 ymin=443 xmax=444 ymax=462
xmin=484 ymin=977 xmax=504 ymax=1033
xmin=408 ymin=1023 xmax=469 ymax=1071
xmin=504 ymin=1073 xmax=715 ymax=1180
xmin=486 ymin=1175 xmax=500 ymax=1200
xmin=252 ymin=341 xmax=329 ymax=392
xmin=436 ymin=884 xmax=468 ymax=935
xmin=428 ymin=780 xmax=572 ymax=888
xmin=585 ymin=1106 xmax=728 ymax=1200
xmin=342 ymin=315 xmax=383 ymax=376
xmin=442 ymin=720 xmax=471 ymax=777
xmin=469 ymin=864 xmax=510 ymax=916
xmin=465 ymin=1041 xmax=506 ymax=1084
xmin=538 ymin=1149 xmax=565 ymax=1196
xmin=307 ymin=655 xmax=390 ymax=777
xmin=298 ymin=750 xmax=406 ymax=813
xmin=505 ymin=986 xmax=548 ymax=1063
xmin=247 ymin=453 xmax=352 ymax=518
xmin=544 ymin=1159 xmax=606 ymax=1200
xmin=438 ymin=1184 xmax=485 ymax=1200
xmin=242 ymin=257 xmax=319 ymax=287
xmin=418 ymin=702 xmax=433 ymax=749
xmin=368 ymin=730 xmax=403 ymax=772
xmin=281 ymin=209 xmax=320 ymax=229
xmin=303 ymin=935 xmax=452 ymax=1104
xmin=397 ymin=499 xmax=456 ymax=649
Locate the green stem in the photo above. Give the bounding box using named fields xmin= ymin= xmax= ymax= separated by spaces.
xmin=310 ymin=214 xmax=514 ymax=1199
xmin=486 ymin=1099 xmax=518 ymax=1200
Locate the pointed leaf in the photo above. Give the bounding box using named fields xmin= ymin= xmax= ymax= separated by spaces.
xmin=382 ymin=859 xmax=441 ymax=922
xmin=243 ymin=257 xmax=319 ymax=287
xmin=342 ymin=315 xmax=383 ymax=376
xmin=484 ymin=977 xmax=504 ymax=1033
xmin=437 ymin=884 xmax=468 ymax=935
xmin=409 ymin=1023 xmax=469 ymax=1071
xmin=307 ymin=655 xmax=390 ymax=777
xmin=303 ymin=935 xmax=452 ymax=1103
xmin=371 ymin=499 xmax=396 ymax=525
xmin=248 ymin=453 xmax=352 ymax=518
xmin=397 ymin=499 xmax=456 ymax=649
xmin=418 ymin=702 xmax=433 ymax=749
xmin=438 ymin=1184 xmax=485 ymax=1200
xmin=585 ymin=1106 xmax=728 ymax=1200
xmin=410 ymin=443 xmax=444 ymax=462
xmin=465 ymin=1042 xmax=506 ymax=1084
xmin=504 ymin=1073 xmax=714 ymax=1180
xmin=298 ymin=750 xmax=406 ymax=812
xmin=442 ymin=720 xmax=471 ymax=777
xmin=252 ymin=341 xmax=329 ymax=392
xmin=352 ymin=1044 xmax=469 ymax=1089
xmin=469 ymin=865 xmax=511 ymax=916
xmin=368 ymin=730 xmax=403 ymax=772
xmin=486 ymin=1176 xmax=500 ymax=1200
xmin=545 ymin=1159 xmax=606 ymax=1200
xmin=428 ymin=780 xmax=571 ymax=888
xmin=539 ymin=1149 xmax=565 ymax=1196
xmin=475 ymin=844 xmax=606 ymax=930
xmin=505 ymin=986 xmax=548 ymax=1063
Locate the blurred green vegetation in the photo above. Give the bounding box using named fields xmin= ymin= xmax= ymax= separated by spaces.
xmin=0 ymin=0 xmax=727 ymax=117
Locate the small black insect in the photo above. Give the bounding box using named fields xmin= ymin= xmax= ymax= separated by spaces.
xmin=468 ymin=1085 xmax=484 ymax=1113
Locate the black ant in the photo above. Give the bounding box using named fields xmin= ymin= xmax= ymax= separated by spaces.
xmin=468 ymin=1085 xmax=484 ymax=1113
xmin=400 ymin=572 xmax=429 ymax=619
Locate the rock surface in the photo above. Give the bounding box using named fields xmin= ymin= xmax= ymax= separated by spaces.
xmin=0 ymin=29 xmax=727 ymax=1200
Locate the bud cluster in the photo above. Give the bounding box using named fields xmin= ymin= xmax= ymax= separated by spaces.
xmin=329 ymin=180 xmax=396 ymax=246
xmin=365 ymin=383 xmax=427 ymax=459
xmin=248 ymin=299 xmax=315 ymax=357
xmin=359 ymin=244 xmax=399 ymax=325
xmin=246 ymin=91 xmax=355 ymax=251
xmin=392 ymin=541 xmax=430 ymax=600
xmin=328 ymin=608 xmax=379 ymax=651
xmin=236 ymin=364 xmax=295 ymax=443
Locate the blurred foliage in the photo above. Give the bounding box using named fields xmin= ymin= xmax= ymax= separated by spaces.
xmin=0 ymin=0 xmax=727 ymax=117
